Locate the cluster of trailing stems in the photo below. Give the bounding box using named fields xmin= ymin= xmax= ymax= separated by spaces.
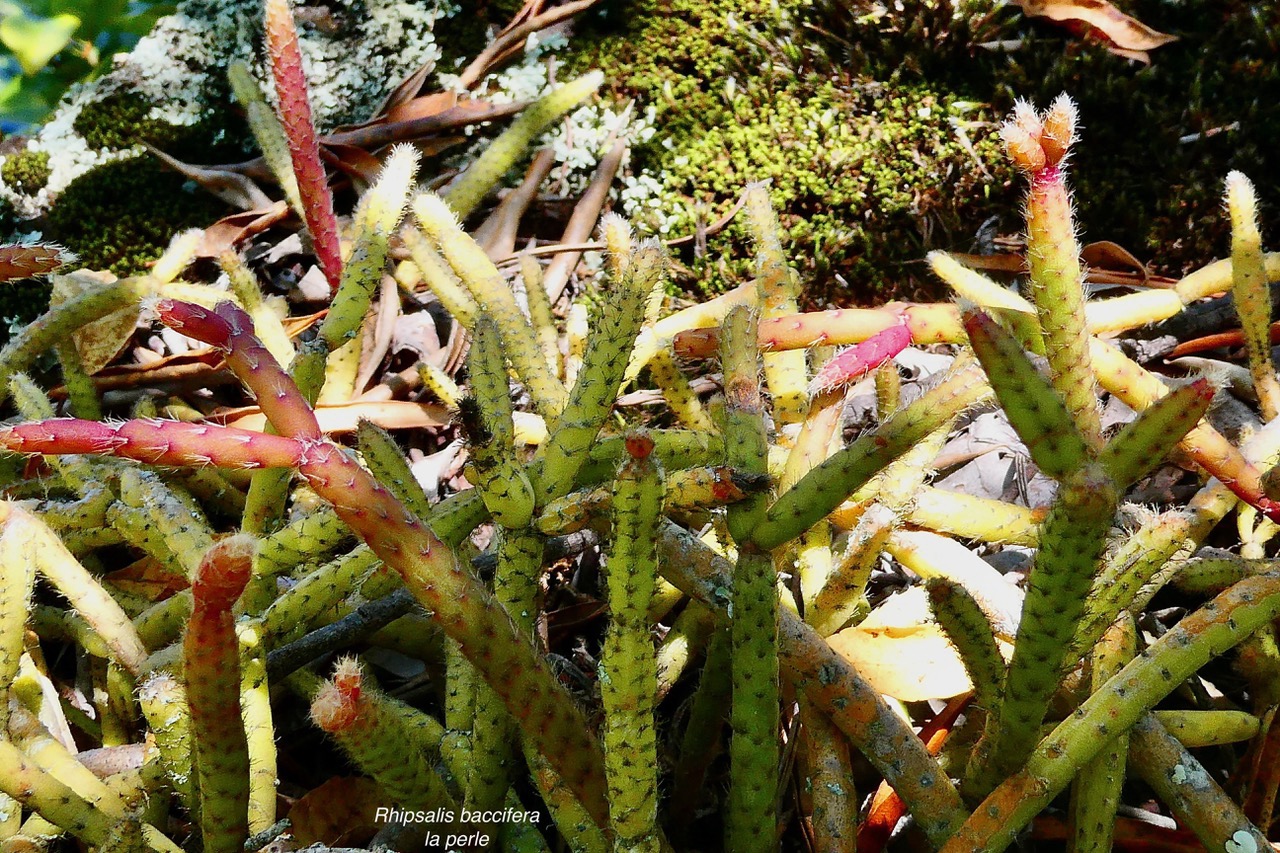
xmin=0 ymin=3 xmax=1279 ymax=852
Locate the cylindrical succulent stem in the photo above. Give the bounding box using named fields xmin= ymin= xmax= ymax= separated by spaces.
xmin=264 ymin=0 xmax=342 ymax=292
xmin=443 ymin=73 xmax=602 ymax=219
xmin=184 ymin=535 xmax=255 ymax=853
xmin=0 ymin=502 xmax=37 ymax=731
xmin=1225 ymin=171 xmax=1280 ymax=420
xmin=1067 ymin=617 xmax=1135 ymax=853
xmin=227 ymin=61 xmax=302 ymax=218
xmin=600 ymin=432 xmax=664 ymax=853
xmin=974 ymin=462 xmax=1118 ymax=793
xmin=1127 ymin=713 xmax=1270 ymax=852
xmin=311 ymin=658 xmax=458 ymax=811
xmin=753 ymin=357 xmax=991 ymax=550
xmin=1001 ymin=96 xmax=1103 ymax=449
xmin=744 ymin=183 xmax=807 ymax=423
xmin=137 ymin=672 xmax=199 ymax=818
xmin=238 ymin=625 xmax=277 ymax=834
xmin=536 ymin=237 xmax=665 ymax=504
xmin=414 ymin=193 xmax=568 ymax=418
xmin=940 ymin=570 xmax=1280 ymax=852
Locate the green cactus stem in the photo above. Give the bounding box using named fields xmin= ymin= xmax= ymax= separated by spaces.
xmin=940 ymin=570 xmax=1280 ymax=853
xmin=536 ymin=234 xmax=665 ymax=504
xmin=1002 ymin=96 xmax=1103 ymax=449
xmin=443 ymin=72 xmax=603 ymax=219
xmin=264 ymin=0 xmax=342 ymax=292
xmin=319 ymin=145 xmax=419 ymax=371
xmin=974 ymin=462 xmax=1118 ymax=794
xmin=753 ymin=356 xmax=991 ymax=550
xmin=227 ymin=60 xmax=302 ymax=218
xmin=415 ymin=193 xmax=568 ymax=417
xmin=926 ymin=577 xmax=1005 ymax=714
xmin=461 ymin=318 xmax=536 ymax=529
xmin=1068 ymin=617 xmax=1135 ymax=853
xmin=744 ymin=183 xmax=807 ymax=423
xmin=535 ymin=465 xmax=753 ymax=536
xmin=184 ymin=535 xmax=255 ymax=853
xmin=600 ymin=432 xmax=665 ymax=853
xmin=311 ymin=658 xmax=458 ymax=812
xmin=669 ymin=629 xmax=730 ymax=837
xmin=719 ymin=306 xmax=780 ymax=853
xmin=961 ymin=306 xmax=1088 ymax=480
xmin=1095 ymin=378 xmax=1213 ymax=489
xmin=1225 ymin=171 xmax=1280 ymax=421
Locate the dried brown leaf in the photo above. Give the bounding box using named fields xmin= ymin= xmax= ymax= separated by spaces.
xmin=1014 ymin=0 xmax=1177 ymax=61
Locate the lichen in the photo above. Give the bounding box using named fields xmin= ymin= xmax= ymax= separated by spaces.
xmin=0 ymin=151 xmax=52 ymax=196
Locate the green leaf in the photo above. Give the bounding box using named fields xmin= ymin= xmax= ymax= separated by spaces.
xmin=0 ymin=11 xmax=80 ymax=76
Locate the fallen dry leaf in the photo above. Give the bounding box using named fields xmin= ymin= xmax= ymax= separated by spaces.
xmin=1014 ymin=0 xmax=1177 ymax=62
xmin=828 ymin=587 xmax=1004 ymax=701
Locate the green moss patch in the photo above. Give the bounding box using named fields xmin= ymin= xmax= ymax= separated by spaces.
xmin=45 ymin=158 xmax=230 ymax=275
xmin=1 ymin=150 xmax=52 ymax=195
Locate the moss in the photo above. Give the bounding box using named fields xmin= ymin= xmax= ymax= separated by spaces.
xmin=44 ymin=158 xmax=230 ymax=276
xmin=1 ymin=150 xmax=52 ymax=195
xmin=560 ymin=0 xmax=1280 ymax=300
xmin=73 ymin=91 xmax=240 ymax=161
xmin=563 ymin=0 xmax=1011 ymax=302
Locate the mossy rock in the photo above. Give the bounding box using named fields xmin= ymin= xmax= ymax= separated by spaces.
xmin=559 ymin=0 xmax=1279 ymax=302
xmin=2 ymin=0 xmax=490 ymax=278
xmin=44 ymin=158 xmax=230 ymax=276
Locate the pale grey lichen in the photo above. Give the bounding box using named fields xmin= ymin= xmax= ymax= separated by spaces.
xmin=1 ymin=0 xmax=457 ymax=222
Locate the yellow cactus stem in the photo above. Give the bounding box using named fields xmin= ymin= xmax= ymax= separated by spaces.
xmin=184 ymin=534 xmax=255 ymax=853
xmin=401 ymin=225 xmax=479 ymax=328
xmin=418 ymin=361 xmax=463 ymax=408
xmin=744 ymin=182 xmax=808 ymax=423
xmin=520 ymin=253 xmax=562 ymax=377
xmin=564 ymin=301 xmax=589 ymax=388
xmin=2 ymin=504 xmax=147 ymax=676
xmin=227 ymin=60 xmax=302 ymax=216
xmin=1153 ymin=709 xmax=1260 ymax=747
xmin=237 ymin=625 xmax=277 ymax=834
xmin=414 ymin=192 xmax=568 ymax=418
xmin=806 ymin=504 xmax=892 ymax=637
xmin=0 ymin=502 xmax=36 ymax=732
xmin=442 ymin=72 xmax=603 ymax=218
xmin=1001 ymin=95 xmax=1103 ymax=450
xmin=625 ymin=282 xmax=754 ymax=381
xmin=647 ymin=344 xmax=716 ymax=432
xmin=0 ymin=739 xmax=121 ymax=847
xmin=1067 ymin=616 xmax=1135 ymax=853
xmin=1225 ymin=171 xmax=1280 ymax=420
xmin=874 ymin=358 xmax=900 ymax=418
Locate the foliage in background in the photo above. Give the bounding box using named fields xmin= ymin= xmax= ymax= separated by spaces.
xmin=0 ymin=0 xmax=176 ymax=133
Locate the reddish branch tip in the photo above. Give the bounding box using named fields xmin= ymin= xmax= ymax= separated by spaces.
xmin=624 ymin=431 xmax=655 ymax=460
xmin=192 ymin=534 xmax=256 ymax=608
